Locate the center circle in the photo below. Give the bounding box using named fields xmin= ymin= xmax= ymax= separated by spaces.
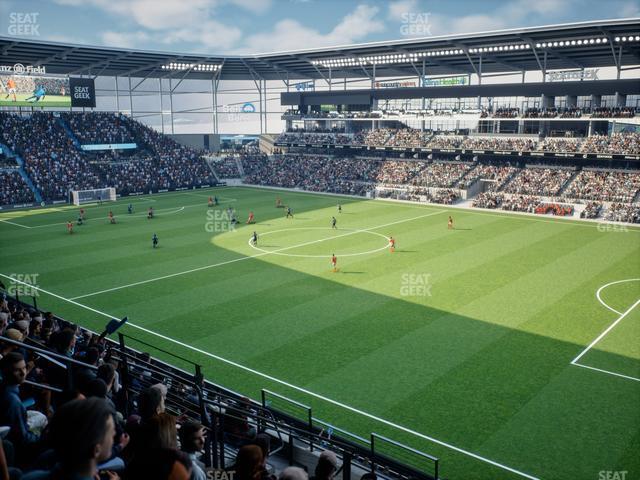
xmin=247 ymin=227 xmax=391 ymax=258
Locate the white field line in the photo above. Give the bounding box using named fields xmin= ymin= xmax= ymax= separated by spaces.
xmin=570 ymin=298 xmax=640 ymax=366
xmin=0 ymin=219 xmax=32 ymax=229
xmin=595 ymin=278 xmax=640 ymax=315
xmin=0 ymin=272 xmax=540 ymax=480
xmin=69 ymin=210 xmax=446 ymax=300
xmin=571 ymin=362 xmax=640 ymax=382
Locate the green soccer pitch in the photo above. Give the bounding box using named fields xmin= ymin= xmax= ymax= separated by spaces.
xmin=1 ymin=186 xmax=639 ymax=480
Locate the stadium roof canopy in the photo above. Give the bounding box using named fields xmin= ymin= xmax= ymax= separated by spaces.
xmin=0 ymin=18 xmax=638 ymax=81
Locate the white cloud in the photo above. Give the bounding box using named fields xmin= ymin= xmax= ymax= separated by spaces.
xmin=388 ymin=0 xmax=418 ymax=21
xmin=53 ymin=0 xmax=273 ymax=28
xmin=232 ymin=3 xmax=385 ymax=54
xmin=101 ymin=30 xmax=151 ymax=49
xmin=618 ymin=0 xmax=640 ymax=17
xmin=227 ymin=0 xmax=272 ymax=14
xmin=391 ymin=0 xmax=576 ymax=38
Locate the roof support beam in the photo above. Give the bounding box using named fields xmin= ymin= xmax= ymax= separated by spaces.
xmin=68 ymin=51 xmax=132 ymax=75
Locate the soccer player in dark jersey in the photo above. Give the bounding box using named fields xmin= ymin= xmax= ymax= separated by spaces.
xmin=338 ymin=204 xmax=342 ymax=213
xmin=286 ymin=206 xmax=293 ymax=218
xmin=152 ymin=233 xmax=158 ymax=248
xmin=127 ymin=203 xmax=133 ymax=214
xmin=251 ymin=231 xmax=258 ymax=246
xmin=331 ymin=216 xmax=337 ymax=229
xmin=147 ymin=207 xmax=154 ymax=219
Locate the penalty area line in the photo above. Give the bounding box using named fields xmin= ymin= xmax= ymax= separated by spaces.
xmin=0 ymin=219 xmax=31 ymax=229
xmin=0 ymin=273 xmax=540 ymax=480
xmin=571 ymin=298 xmax=640 ymax=365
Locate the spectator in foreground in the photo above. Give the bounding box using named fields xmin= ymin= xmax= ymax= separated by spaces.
xmin=311 ymin=451 xmax=338 ymax=480
xmin=178 ymin=420 xmax=207 ymax=480
xmin=22 ymin=397 xmax=117 ymax=480
xmin=0 ymin=352 xmax=40 ymax=455
xmin=279 ymin=467 xmax=308 ymax=480
xmin=233 ymin=444 xmax=265 ymax=480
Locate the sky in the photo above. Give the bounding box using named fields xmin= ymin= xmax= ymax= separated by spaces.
xmin=1 ymin=0 xmax=639 ymax=55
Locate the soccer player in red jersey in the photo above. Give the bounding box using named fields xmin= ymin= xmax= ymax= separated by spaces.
xmin=79 ymin=208 xmax=85 ymax=220
xmin=447 ymin=216 xmax=454 ymax=230
xmin=247 ymin=211 xmax=255 ymax=224
xmin=67 ymin=221 xmax=73 ymax=234
xmin=208 ymin=196 xmax=214 ymax=207
xmin=389 ymin=236 xmax=395 ymax=252
xmin=108 ymin=211 xmax=116 ymax=224
xmin=331 ymin=254 xmax=337 ymax=272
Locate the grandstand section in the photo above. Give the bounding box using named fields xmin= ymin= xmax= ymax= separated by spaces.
xmin=0 ymin=12 xmax=639 ymax=480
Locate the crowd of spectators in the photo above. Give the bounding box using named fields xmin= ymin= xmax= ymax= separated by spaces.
xmin=374 ymin=161 xmax=424 ymax=185
xmin=500 ymin=195 xmax=542 ymax=213
xmin=0 ymin=112 xmax=215 ymax=203
xmin=0 ymin=171 xmax=35 ymax=206
xmin=503 ymin=167 xmax=574 ymax=196
xmin=210 ymin=156 xmax=243 ymax=178
xmin=580 ymin=133 xmax=640 ymax=154
xmin=276 ymin=132 xmax=353 ymax=145
xmin=563 ymin=169 xmax=640 ymax=203
xmin=459 ymin=164 xmax=518 ymax=190
xmin=540 ymin=138 xmax=581 ymax=153
xmin=580 ymin=201 xmax=602 ymax=219
xmin=534 ymin=202 xmax=574 ymax=216
xmin=275 ymin=129 xmax=640 ymax=155
xmin=591 ymin=107 xmax=636 ymax=118
xmin=604 ymin=203 xmax=640 ymax=223
xmin=523 ymin=108 xmax=560 ymax=119
xmin=492 ymin=108 xmax=519 ymax=118
xmin=411 ymin=162 xmax=473 ymax=188
xmin=460 ymin=136 xmax=538 ymax=152
xmin=384 ymin=129 xmax=431 ymax=148
xmin=61 ymin=113 xmax=135 ymax=145
xmin=243 ymin=155 xmax=378 ymax=196
xmin=0 ymin=112 xmax=103 ymax=200
xmin=472 ymin=192 xmax=504 ymax=209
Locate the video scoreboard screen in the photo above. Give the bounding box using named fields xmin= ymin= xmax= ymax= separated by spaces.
xmin=0 ymin=72 xmax=95 ymax=108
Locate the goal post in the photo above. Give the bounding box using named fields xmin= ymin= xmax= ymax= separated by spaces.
xmin=70 ymin=187 xmax=116 ymax=205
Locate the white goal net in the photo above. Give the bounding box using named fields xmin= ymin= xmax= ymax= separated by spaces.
xmin=71 ymin=187 xmax=116 ymax=205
